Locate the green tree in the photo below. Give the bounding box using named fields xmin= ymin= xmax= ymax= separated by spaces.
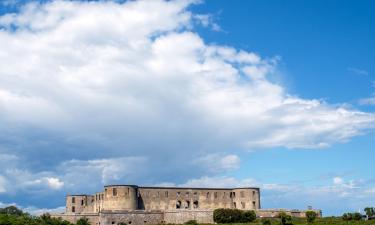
xmin=0 ymin=206 xmax=24 ymax=216
xmin=306 ymin=211 xmax=317 ymax=223
xmin=262 ymin=218 xmax=272 ymax=225
xmin=76 ymin=217 xmax=90 ymax=225
xmin=278 ymin=212 xmax=293 ymax=225
xmin=364 ymin=207 xmax=375 ymax=217
xmin=241 ymin=210 xmax=257 ymax=223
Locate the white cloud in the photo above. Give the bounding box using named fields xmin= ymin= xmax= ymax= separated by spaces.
xmin=192 ymin=153 xmax=240 ymax=172
xmin=333 ymin=177 xmax=343 ymax=185
xmin=0 ymin=0 xmax=372 ymax=157
xmin=0 ymin=175 xmax=7 ymax=193
xmin=179 ymin=176 xmax=258 ymax=188
xmin=59 ymin=157 xmax=147 ymax=186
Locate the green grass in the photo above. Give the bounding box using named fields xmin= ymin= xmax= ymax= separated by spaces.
xmin=196 ymin=217 xmax=375 ymax=225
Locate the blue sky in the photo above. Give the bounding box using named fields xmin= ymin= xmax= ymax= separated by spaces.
xmin=0 ymin=0 xmax=374 ymax=216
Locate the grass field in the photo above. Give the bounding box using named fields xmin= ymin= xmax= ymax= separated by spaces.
xmin=203 ymin=217 xmax=375 ymax=225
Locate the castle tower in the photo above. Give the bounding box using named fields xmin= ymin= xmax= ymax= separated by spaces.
xmin=102 ymin=185 xmax=138 ymax=211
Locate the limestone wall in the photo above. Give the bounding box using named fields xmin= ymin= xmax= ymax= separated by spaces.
xmin=66 ymin=195 xmax=94 ymax=214
xmin=164 ymin=210 xmax=214 ymax=224
xmin=138 ymin=187 xmax=260 ymax=211
xmin=52 ymin=213 xmax=99 ymax=225
xmin=102 ymin=185 xmax=138 ymax=211
xmin=99 ymin=210 xmax=164 ymax=225
xmin=256 ymin=209 xmax=322 ymax=218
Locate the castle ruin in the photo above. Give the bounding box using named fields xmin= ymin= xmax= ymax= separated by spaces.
xmin=53 ymin=184 xmax=321 ymax=225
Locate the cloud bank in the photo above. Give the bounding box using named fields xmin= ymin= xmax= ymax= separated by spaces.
xmin=0 ymin=0 xmax=374 ymax=213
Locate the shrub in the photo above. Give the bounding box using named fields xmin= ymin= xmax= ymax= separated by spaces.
xmin=305 ymin=211 xmax=317 ymax=223
xmin=241 ymin=210 xmax=257 ymax=223
xmin=76 ymin=217 xmax=91 ymax=225
xmin=0 ymin=206 xmax=24 ymax=216
xmin=278 ymin=212 xmax=293 ymax=225
xmin=184 ymin=220 xmax=198 ymax=225
xmin=262 ymin=218 xmax=272 ymax=225
xmin=342 ymin=212 xmax=362 ymax=221
xmin=213 ymin=208 xmax=256 ymax=223
xmin=365 ymin=207 xmax=375 ymax=217
xmin=352 ymin=212 xmax=362 ymax=221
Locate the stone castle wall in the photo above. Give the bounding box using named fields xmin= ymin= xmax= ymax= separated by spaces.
xmin=55 ymin=184 xmax=321 ymax=225
xmin=65 ymin=185 xmax=261 ymax=214
xmin=53 ymin=209 xmax=321 ymax=225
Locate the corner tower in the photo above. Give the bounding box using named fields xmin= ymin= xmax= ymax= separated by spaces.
xmin=102 ymin=185 xmax=138 ymax=211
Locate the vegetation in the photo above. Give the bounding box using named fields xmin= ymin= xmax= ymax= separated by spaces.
xmin=364 ymin=208 xmax=375 ymax=217
xmin=213 ymin=209 xmax=257 ymax=223
xmin=342 ymin=213 xmax=362 ymax=221
xmin=279 ymin=212 xmax=293 ymax=225
xmin=306 ymin=211 xmax=317 ymax=223
xmin=262 ymin=218 xmax=272 ymax=225
xmin=184 ymin=220 xmax=198 ymax=225
xmin=0 ymin=206 xmax=81 ymax=225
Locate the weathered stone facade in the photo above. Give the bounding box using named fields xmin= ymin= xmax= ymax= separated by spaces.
xmin=53 ymin=184 xmax=321 ymax=225
xmin=65 ymin=185 xmax=260 ymax=214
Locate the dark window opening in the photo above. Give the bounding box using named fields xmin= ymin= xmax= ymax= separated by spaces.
xmin=72 ymin=206 xmax=75 ymax=212
xmin=233 ymin=202 xmax=236 ymax=209
xmin=193 ymin=201 xmax=199 ymax=209
xmin=81 ymin=199 xmax=84 ymax=205
xmin=113 ymin=188 xmax=117 ymax=196
xmin=185 ymin=200 xmax=190 ymax=209
xmin=241 ymin=202 xmax=245 ymax=209
xmin=72 ymin=197 xmax=75 ymax=203
xmin=214 ymin=192 xmax=218 ymax=199
xmin=176 ymin=200 xmax=181 ymax=209
xmin=111 ymin=222 xmax=115 ymax=224
xmin=144 ymin=221 xmax=147 ymax=223
xmin=253 ymin=201 xmax=256 ymax=209
xmin=128 ymin=222 xmax=132 ymax=224
xmin=165 ymin=191 xmax=168 ymax=197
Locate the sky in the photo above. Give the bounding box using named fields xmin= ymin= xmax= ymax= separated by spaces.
xmin=0 ymin=0 xmax=374 ymax=216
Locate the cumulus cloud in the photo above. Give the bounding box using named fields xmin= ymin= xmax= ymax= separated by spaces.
xmin=192 ymin=153 xmax=240 ymax=172
xmin=0 ymin=0 xmax=374 ymax=210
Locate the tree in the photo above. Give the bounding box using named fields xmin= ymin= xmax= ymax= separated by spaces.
xmin=76 ymin=217 xmax=90 ymax=225
xmin=262 ymin=218 xmax=272 ymax=225
xmin=278 ymin=212 xmax=293 ymax=225
xmin=352 ymin=212 xmax=362 ymax=221
xmin=0 ymin=206 xmax=24 ymax=216
xmin=342 ymin=212 xmax=362 ymax=221
xmin=241 ymin=210 xmax=257 ymax=223
xmin=306 ymin=211 xmax=317 ymax=223
xmin=213 ymin=208 xmax=257 ymax=223
xmin=364 ymin=207 xmax=375 ymax=217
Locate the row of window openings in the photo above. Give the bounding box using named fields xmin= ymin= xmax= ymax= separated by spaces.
xmin=142 ymin=191 xmax=256 ymax=199
xmin=71 ymin=190 xmax=257 ymax=203
xmin=71 ymin=201 xmax=256 ymax=212
xmin=174 ymin=201 xmax=256 ymax=209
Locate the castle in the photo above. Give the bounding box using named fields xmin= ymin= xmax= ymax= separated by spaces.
xmin=53 ymin=184 xmax=321 ymax=225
